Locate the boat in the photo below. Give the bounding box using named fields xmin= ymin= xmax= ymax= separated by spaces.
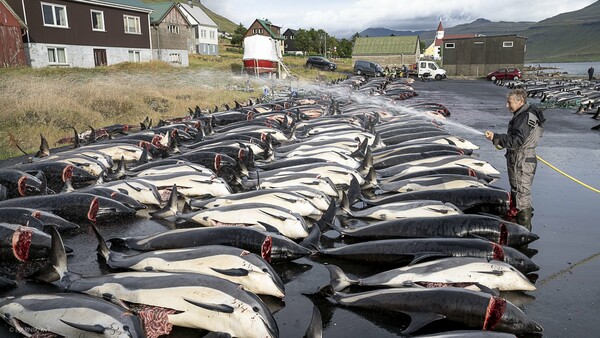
xmin=242 ymin=35 xmax=281 ymax=76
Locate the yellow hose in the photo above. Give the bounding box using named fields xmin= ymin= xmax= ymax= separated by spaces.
xmin=537 ymin=155 xmax=600 ymax=194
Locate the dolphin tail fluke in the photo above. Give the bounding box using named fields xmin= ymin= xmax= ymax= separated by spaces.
xmin=304 ymin=305 xmax=323 ymax=338
xmin=325 ymin=264 xmax=358 ymax=292
xmin=89 ymin=222 xmax=111 ymax=261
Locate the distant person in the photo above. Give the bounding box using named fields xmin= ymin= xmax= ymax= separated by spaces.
xmin=485 ymin=89 xmax=546 ymax=231
xmin=588 ymin=66 xmax=594 ymax=81
xmin=401 ymin=64 xmax=408 ymax=78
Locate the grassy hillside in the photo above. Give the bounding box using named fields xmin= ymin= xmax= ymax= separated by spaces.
xmin=198 ymin=3 xmax=238 ymax=34
xmin=522 ymin=1 xmax=600 ymax=61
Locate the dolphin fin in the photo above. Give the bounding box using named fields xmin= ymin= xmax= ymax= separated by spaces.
xmin=401 ymin=311 xmax=446 ymax=334
xmin=256 ymin=221 xmax=282 ymax=235
xmin=211 ymin=267 xmax=249 ymax=277
xmin=34 ymin=134 xmax=50 ymax=158
xmin=298 ymin=223 xmax=321 ymax=252
xmin=259 ymin=209 xmax=287 ymax=221
xmin=90 ymin=223 xmax=111 ymax=262
xmin=426 ymin=207 xmax=451 ymax=214
xmin=409 ymin=253 xmax=449 ymax=265
xmin=184 ymin=298 xmax=234 ymax=313
xmin=475 ymin=270 xmax=504 ymax=276
xmin=319 ymin=198 xmax=337 ymax=225
xmin=28 ymin=227 xmax=70 ymax=284
xmin=60 ymin=319 xmax=105 ymax=333
xmin=150 ymin=184 xmax=179 ymax=219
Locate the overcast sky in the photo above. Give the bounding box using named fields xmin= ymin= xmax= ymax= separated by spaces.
xmin=201 ymin=0 xmax=597 ymax=37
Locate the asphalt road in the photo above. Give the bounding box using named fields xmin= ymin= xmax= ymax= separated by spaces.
xmin=1 ymin=78 xmax=598 ymax=337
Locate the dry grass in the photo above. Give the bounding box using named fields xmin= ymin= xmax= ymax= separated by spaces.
xmin=0 ymin=63 xmax=258 ymax=159
xmin=0 ymin=46 xmax=353 ymax=160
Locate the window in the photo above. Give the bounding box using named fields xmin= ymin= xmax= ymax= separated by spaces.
xmin=503 ymin=41 xmax=514 ymax=48
xmin=474 ymin=41 xmax=483 ymax=45
xmin=47 ymin=47 xmax=67 ymax=64
xmin=444 ymin=43 xmax=455 ymax=49
xmin=124 ymin=15 xmax=141 ymax=34
xmin=168 ymin=25 xmax=179 ymax=34
xmin=91 ymin=10 xmax=104 ymax=31
xmin=209 ymin=31 xmax=215 ymax=39
xmin=169 ymin=53 xmax=181 ymax=63
xmin=128 ymin=50 xmax=141 ymax=62
xmin=201 ymin=29 xmax=206 ymax=38
xmin=212 ymin=45 xmax=216 ymax=53
xmin=42 ymin=2 xmax=68 ymax=28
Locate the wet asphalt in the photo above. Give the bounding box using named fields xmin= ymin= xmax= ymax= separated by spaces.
xmin=1 ymin=78 xmax=599 ymax=337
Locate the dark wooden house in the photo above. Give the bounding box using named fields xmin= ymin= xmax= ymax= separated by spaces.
xmin=442 ymin=34 xmax=527 ymax=77
xmin=147 ymin=2 xmax=192 ymax=66
xmin=0 ymin=0 xmax=27 ymax=66
xmin=243 ymin=18 xmax=284 ymax=53
xmin=283 ymin=28 xmax=302 ymax=55
xmin=5 ymin=0 xmax=153 ymax=67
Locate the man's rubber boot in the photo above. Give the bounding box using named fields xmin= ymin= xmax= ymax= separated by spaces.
xmin=516 ymin=208 xmax=533 ymax=231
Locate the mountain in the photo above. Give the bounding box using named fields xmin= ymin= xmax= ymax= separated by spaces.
xmin=520 ymin=1 xmax=600 ymax=61
xmin=360 ymin=27 xmax=427 ymax=38
xmin=361 ymin=18 xmax=534 ymax=45
xmin=360 ymin=1 xmax=600 ymax=62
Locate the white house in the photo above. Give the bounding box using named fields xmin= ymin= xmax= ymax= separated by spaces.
xmin=178 ymin=1 xmax=219 ymax=56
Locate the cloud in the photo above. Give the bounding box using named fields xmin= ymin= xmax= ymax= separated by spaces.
xmin=202 ymin=0 xmax=597 ymax=37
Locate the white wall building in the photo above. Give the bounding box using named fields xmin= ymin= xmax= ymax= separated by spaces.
xmin=178 ymin=2 xmax=219 ymax=56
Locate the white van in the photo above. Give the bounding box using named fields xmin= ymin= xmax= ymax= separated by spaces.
xmin=418 ymin=61 xmax=446 ymax=80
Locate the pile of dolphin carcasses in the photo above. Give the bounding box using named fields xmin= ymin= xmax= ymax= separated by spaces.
xmin=495 ymin=78 xmax=600 ymax=129
xmin=0 ymin=74 xmax=543 ymax=337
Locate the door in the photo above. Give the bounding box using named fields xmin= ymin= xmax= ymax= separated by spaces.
xmin=93 ymin=49 xmax=107 ymax=67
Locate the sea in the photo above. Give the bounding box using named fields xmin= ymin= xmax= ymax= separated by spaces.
xmin=525 ymin=61 xmax=600 ymax=76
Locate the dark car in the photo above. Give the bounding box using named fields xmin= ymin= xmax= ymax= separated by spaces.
xmin=353 ymin=60 xmax=384 ymax=77
xmin=305 ymin=56 xmax=337 ymax=71
xmin=487 ymin=67 xmax=522 ymax=81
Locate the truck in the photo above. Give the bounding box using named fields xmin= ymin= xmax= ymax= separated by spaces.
xmin=408 ymin=61 xmax=447 ymax=80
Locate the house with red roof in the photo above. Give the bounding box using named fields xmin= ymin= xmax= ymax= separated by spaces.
xmin=423 ymin=20 xmax=476 ymax=60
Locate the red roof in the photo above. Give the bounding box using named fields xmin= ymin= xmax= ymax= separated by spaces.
xmin=436 ymin=21 xmax=443 ymax=32
xmin=435 ymin=34 xmax=477 ymax=46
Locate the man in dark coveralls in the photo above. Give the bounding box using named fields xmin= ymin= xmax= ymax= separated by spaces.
xmin=485 ymin=89 xmax=546 ymax=230
xmin=588 ymin=66 xmax=595 ymax=81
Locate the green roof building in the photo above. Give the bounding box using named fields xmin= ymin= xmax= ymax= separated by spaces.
xmin=352 ymin=36 xmax=421 ymax=67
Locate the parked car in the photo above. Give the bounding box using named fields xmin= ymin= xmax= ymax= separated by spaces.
xmin=487 ymin=67 xmax=522 ymax=81
xmin=354 ymin=60 xmax=384 ymax=77
xmin=305 ymin=56 xmax=337 ymax=71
